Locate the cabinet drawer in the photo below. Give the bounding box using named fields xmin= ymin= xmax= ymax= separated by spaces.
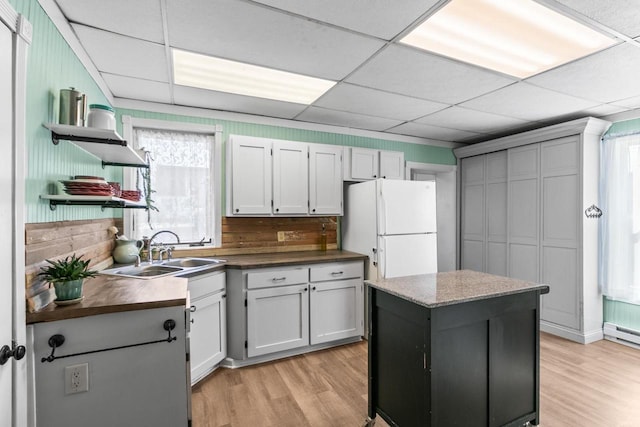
xmin=189 ymin=271 xmax=226 ymax=300
xmin=247 ymin=267 xmax=309 ymax=289
xmin=310 ymin=261 xmax=363 ymax=282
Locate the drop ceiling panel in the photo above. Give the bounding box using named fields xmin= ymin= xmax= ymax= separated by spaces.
xmin=415 ymin=106 xmax=531 ymax=133
xmin=173 ymin=86 xmax=308 ymax=119
xmin=249 ymin=0 xmax=440 ymax=40
xmin=166 ymin=0 xmax=385 ymax=81
xmin=527 ymin=44 xmax=640 ymax=104
xmin=296 ymin=107 xmax=403 ymax=131
xmin=387 ymin=122 xmax=485 ymax=141
xmin=346 ymin=45 xmax=516 ymax=104
xmin=72 ymin=25 xmax=168 ymax=82
xmin=102 ymin=73 xmax=171 ymax=104
xmin=460 ymin=82 xmax=600 ymax=121
xmin=552 ymin=0 xmax=640 ymax=38
xmin=55 ymin=0 xmax=164 ymax=43
xmin=582 ymin=103 xmax=630 ymax=116
xmin=314 ymin=83 xmax=449 ymax=121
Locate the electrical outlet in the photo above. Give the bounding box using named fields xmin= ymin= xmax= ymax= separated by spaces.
xmin=277 ymin=231 xmax=285 ymax=242
xmin=65 ymin=363 xmax=89 ymax=394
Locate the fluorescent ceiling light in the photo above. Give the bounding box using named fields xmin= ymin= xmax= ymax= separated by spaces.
xmin=173 ymin=49 xmax=336 ymax=104
xmin=400 ymin=0 xmax=617 ymax=78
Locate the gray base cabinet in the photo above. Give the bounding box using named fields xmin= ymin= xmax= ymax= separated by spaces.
xmin=456 ymin=117 xmax=611 ymax=343
xmin=29 ymin=306 xmax=189 ymax=427
xmin=227 ymin=260 xmax=364 ymax=366
xmin=188 ymin=270 xmax=226 ymax=384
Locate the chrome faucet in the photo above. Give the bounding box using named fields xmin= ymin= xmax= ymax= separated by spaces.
xmin=147 ymin=230 xmax=180 ymax=263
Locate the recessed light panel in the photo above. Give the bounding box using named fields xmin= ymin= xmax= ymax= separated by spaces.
xmin=173 ymin=49 xmax=336 ymax=104
xmin=400 ymin=0 xmax=616 ymax=78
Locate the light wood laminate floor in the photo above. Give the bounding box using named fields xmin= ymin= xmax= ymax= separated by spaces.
xmin=192 ymin=333 xmax=640 ymax=427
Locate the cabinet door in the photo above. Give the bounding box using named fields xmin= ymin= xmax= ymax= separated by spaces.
xmin=310 ymin=279 xmax=363 ymax=344
xmin=351 ymin=147 xmax=379 ymax=180
xmin=309 ymin=144 xmax=343 ymax=215
xmin=273 ymin=140 xmax=308 ymax=214
xmin=486 ymin=151 xmax=508 ymax=276
xmin=247 ymin=285 xmax=309 ymax=357
xmin=508 ymin=145 xmax=540 ymax=283
xmin=190 ymin=291 xmax=226 ymax=384
xmin=379 ymin=150 xmax=405 ymax=180
xmin=231 ymin=135 xmax=272 ymax=214
xmin=540 ymin=137 xmax=580 ymax=329
xmin=461 ymin=156 xmax=485 ymax=271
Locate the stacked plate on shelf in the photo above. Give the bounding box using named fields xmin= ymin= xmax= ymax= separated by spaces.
xmin=60 ymin=176 xmax=113 ymax=196
xmin=120 ymin=190 xmax=141 ymax=201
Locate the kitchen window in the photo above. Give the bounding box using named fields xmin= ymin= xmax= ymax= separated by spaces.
xmin=122 ymin=116 xmax=222 ymax=247
xmin=600 ymin=131 xmax=640 ymax=303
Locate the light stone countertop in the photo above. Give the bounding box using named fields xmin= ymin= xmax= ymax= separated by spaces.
xmin=366 ymin=270 xmax=549 ymax=308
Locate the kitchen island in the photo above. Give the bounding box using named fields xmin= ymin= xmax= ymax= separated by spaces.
xmin=365 ymin=270 xmax=549 ymax=427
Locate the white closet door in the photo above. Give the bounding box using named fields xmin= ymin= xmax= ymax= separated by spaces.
xmin=0 ymin=21 xmax=14 ymax=424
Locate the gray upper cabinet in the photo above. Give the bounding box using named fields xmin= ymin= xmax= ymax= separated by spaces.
xmin=227 ymin=135 xmax=343 ymax=216
xmin=455 ymin=117 xmax=611 ymax=344
xmin=343 ymin=147 xmax=405 ymax=181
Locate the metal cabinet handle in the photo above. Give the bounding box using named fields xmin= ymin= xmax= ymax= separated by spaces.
xmin=190 ymin=318 xmax=195 ymax=324
xmin=373 ymin=175 xmax=377 ymax=178
xmin=190 ymin=305 xmax=197 ymax=312
xmin=235 ymin=208 xmax=239 ymax=213
xmin=303 ymin=287 xmax=308 ymax=292
xmin=312 ymin=286 xmax=316 ymax=291
xmin=272 ymin=277 xmax=286 ymax=282
xmin=331 ymin=271 xmax=344 ymax=276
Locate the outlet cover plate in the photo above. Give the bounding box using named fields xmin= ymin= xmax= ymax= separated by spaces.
xmin=65 ymin=363 xmax=89 ymax=394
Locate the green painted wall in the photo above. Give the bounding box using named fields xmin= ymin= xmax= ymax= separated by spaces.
xmin=604 ymin=298 xmax=640 ymax=331
xmin=12 ymin=0 xmax=455 ymax=224
xmin=11 ymin=0 xmax=118 ymax=223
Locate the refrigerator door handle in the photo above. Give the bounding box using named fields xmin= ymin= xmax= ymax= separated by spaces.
xmin=372 ymin=247 xmax=377 ymax=266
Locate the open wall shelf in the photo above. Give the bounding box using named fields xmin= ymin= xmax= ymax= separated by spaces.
xmin=40 ymin=195 xmax=148 ymax=211
xmin=44 ymin=124 xmax=148 ymax=168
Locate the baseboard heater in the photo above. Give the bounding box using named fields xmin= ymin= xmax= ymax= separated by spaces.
xmin=603 ymin=322 xmax=640 ymax=349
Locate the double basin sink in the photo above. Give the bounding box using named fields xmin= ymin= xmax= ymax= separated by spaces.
xmin=100 ymin=258 xmax=225 ymax=279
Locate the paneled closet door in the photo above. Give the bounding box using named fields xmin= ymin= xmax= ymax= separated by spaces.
xmin=508 ymin=145 xmax=540 ymax=283
xmin=486 ymin=151 xmax=508 ymax=276
xmin=461 ymin=156 xmax=485 ymax=272
xmin=540 ymin=136 xmax=580 ymax=329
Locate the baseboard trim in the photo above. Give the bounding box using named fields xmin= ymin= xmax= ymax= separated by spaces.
xmin=221 ymin=336 xmax=362 ymax=369
xmin=540 ymin=321 xmax=603 ymax=344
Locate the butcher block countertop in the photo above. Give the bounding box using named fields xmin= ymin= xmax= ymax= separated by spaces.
xmin=26 ymin=251 xmax=366 ymax=324
xmin=223 ymin=250 xmax=367 ymax=269
xmin=366 ymin=269 xmax=549 ymax=308
xmin=26 ymin=274 xmax=188 ymax=324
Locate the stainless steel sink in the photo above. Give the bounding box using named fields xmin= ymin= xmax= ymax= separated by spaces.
xmin=100 ymin=258 xmax=224 ymax=279
xmin=163 ymin=258 xmax=223 ymax=268
xmin=104 ymin=265 xmax=184 ymax=279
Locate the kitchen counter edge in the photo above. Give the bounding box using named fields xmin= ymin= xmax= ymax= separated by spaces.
xmin=366 ymin=269 xmax=549 ymax=309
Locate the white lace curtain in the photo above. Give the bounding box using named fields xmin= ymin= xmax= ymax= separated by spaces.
xmin=132 ymin=127 xmax=215 ymax=244
xmin=599 ymin=132 xmax=640 ymax=303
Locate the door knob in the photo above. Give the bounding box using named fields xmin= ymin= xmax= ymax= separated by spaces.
xmin=0 ymin=341 xmax=26 ymax=365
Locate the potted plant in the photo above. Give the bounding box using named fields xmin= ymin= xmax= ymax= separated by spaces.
xmin=38 ymin=254 xmax=98 ymax=303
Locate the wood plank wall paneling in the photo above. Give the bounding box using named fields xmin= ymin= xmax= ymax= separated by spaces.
xmin=25 ymin=218 xmax=123 ymax=291
xmin=24 ymin=216 xmax=337 ymax=286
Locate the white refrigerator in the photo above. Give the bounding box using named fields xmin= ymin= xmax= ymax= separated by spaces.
xmin=342 ymin=179 xmax=437 ymax=280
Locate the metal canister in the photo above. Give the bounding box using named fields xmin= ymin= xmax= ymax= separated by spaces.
xmin=59 ymin=87 xmax=87 ymax=126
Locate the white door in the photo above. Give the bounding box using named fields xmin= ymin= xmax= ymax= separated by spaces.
xmin=310 ymin=279 xmax=363 ymax=344
xmin=0 ymin=20 xmax=14 ymax=424
xmin=379 ymin=150 xmax=405 ymax=180
xmin=378 ymin=179 xmax=437 ymax=235
xmin=230 ymin=135 xmax=272 ymax=215
xmin=309 ymin=144 xmax=342 ymax=215
xmin=273 ymin=140 xmax=308 ymax=214
xmin=378 ymin=234 xmax=438 ymax=278
xmin=247 ymin=285 xmax=309 ymax=357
